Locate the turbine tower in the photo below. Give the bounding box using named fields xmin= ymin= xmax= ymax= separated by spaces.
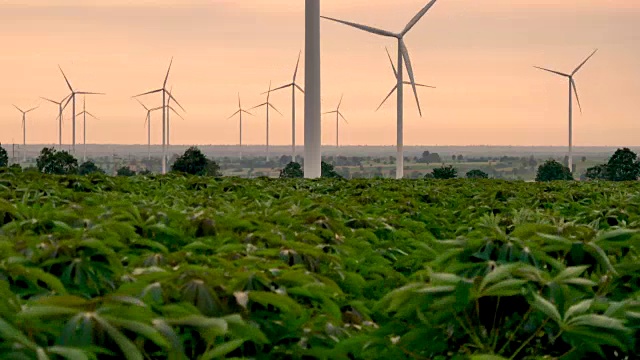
xmin=135 ymin=99 xmax=154 ymax=160
xmin=227 ymin=93 xmax=254 ymax=160
xmin=322 ymin=94 xmax=348 ymax=148
xmin=534 ymin=49 xmax=598 ymax=173
xmin=75 ymin=97 xmax=100 ymax=162
xmin=41 ymin=95 xmax=70 ymax=148
xmin=58 ymin=66 xmax=105 ymax=153
xmin=322 ymin=0 xmax=440 ymax=179
xmin=250 ymin=82 xmax=283 ymax=162
xmin=166 ymin=86 xmax=185 ymax=149
xmin=133 ymin=58 xmax=186 ymax=174
xmin=13 ymin=104 xmax=38 ymax=161
xmin=305 ymin=0 xmax=322 ymax=178
xmin=267 ymin=51 xmax=305 ymax=163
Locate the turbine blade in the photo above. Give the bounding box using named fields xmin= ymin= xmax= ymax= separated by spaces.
xmin=338 ymin=94 xmax=344 ymax=109
xmin=323 ymin=111 xmax=337 ymax=115
xmin=238 ymin=92 xmax=241 ymax=109
xmin=404 ymin=81 xmax=436 ymax=88
xmin=227 ymin=110 xmax=241 ymax=120
xmin=40 ymin=97 xmax=60 ymax=105
xmin=339 ymin=112 xmax=348 ymax=124
xmin=242 ymin=110 xmax=254 ymax=116
xmin=269 ymin=103 xmax=283 ymax=116
xmin=58 ymin=65 xmax=74 ymax=91
xmin=166 ymin=91 xmax=186 ymax=112
xmin=294 ymin=83 xmax=305 ymax=94
xmin=133 ymin=89 xmax=163 ymax=98
xmin=400 ymin=40 xmax=422 ymax=117
xmin=321 ymin=16 xmax=397 ymax=38
xmin=168 ymin=106 xmax=184 ymax=119
xmin=62 ymin=94 xmax=73 ymax=110
xmin=26 ymin=106 xmax=39 ymax=113
xmin=572 ymin=49 xmax=598 ymax=76
xmin=76 ymin=92 xmax=105 ymax=95
xmin=13 ymin=104 xmax=23 ymax=113
xmin=263 ymin=83 xmax=292 ymax=94
xmin=571 ymin=78 xmax=583 ymax=114
xmin=293 ymin=50 xmax=302 ymax=81
xmin=376 ymin=85 xmax=398 ymax=112
xmin=87 ymin=112 xmax=100 ymax=120
xmin=249 ymin=102 xmax=267 ymax=110
xmin=402 ymin=0 xmax=439 ymax=36
xmin=164 ymin=57 xmax=174 ymax=87
xmin=135 ymin=98 xmax=150 ymax=111
xmin=386 ymin=46 xmax=398 ymax=78
xmin=533 ymin=66 xmax=569 ymax=77
xmin=144 ymin=114 xmax=149 ymax=127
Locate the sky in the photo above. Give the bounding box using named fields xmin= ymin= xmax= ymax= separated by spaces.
xmin=1 ymin=0 xmax=639 ymax=147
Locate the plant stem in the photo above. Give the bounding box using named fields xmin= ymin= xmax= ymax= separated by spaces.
xmin=498 ymin=308 xmax=533 ymax=355
xmin=509 ymin=318 xmax=550 ymax=360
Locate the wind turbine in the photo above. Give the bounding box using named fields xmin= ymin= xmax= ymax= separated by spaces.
xmin=322 ymin=0 xmax=439 ymax=179
xmin=76 ymin=97 xmax=100 ymax=162
xmin=58 ymin=66 xmax=105 ymax=153
xmin=322 ymin=94 xmax=348 ymax=148
xmin=132 ymin=58 xmax=186 ymax=174
xmin=227 ymin=93 xmax=254 ymax=160
xmin=534 ymin=49 xmax=598 ymax=173
xmin=13 ymin=104 xmax=38 ymax=161
xmin=266 ymin=51 xmax=305 ymax=163
xmin=250 ymin=82 xmax=283 ymax=162
xmin=41 ymin=95 xmax=70 ymax=148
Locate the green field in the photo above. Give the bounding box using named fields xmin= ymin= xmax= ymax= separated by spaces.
xmin=2 ymin=172 xmax=640 ymax=359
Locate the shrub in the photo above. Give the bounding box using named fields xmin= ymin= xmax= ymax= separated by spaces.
xmin=0 ymin=143 xmax=8 ymax=168
xmin=536 ymin=159 xmax=573 ymax=182
xmin=116 ymin=167 xmax=136 ymax=177
xmin=280 ymin=162 xmax=303 ymax=178
xmin=432 ymin=165 xmax=457 ymax=179
xmin=466 ymin=169 xmax=489 ymax=179
xmin=79 ymin=161 xmax=105 ymax=175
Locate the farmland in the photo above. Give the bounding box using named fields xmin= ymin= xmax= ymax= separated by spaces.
xmin=2 ymin=172 xmax=640 ymax=359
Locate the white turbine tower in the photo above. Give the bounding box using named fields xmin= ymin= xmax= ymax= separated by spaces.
xmin=267 ymin=51 xmax=305 ymax=163
xmin=75 ymin=97 xmax=100 ymax=162
xmin=322 ymin=0 xmax=439 ymax=179
xmin=135 ymin=99 xmax=154 ymax=160
xmin=58 ymin=66 xmax=105 ymax=153
xmin=227 ymin=93 xmax=254 ymax=160
xmin=13 ymin=104 xmax=38 ymax=161
xmin=534 ymin=49 xmax=598 ymax=173
xmin=323 ymin=95 xmax=348 ymax=148
xmin=305 ymin=0 xmax=322 ymax=178
xmin=250 ymin=82 xmax=283 ymax=162
xmin=133 ymin=58 xmax=186 ymax=174
xmin=41 ymin=95 xmax=70 ymax=148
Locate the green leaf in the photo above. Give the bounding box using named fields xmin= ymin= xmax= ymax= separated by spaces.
xmin=480 ymin=264 xmax=520 ymax=291
xmin=0 ymin=318 xmax=37 ymax=350
xmin=553 ymin=266 xmax=590 ymax=282
xmin=566 ymin=314 xmax=627 ymax=332
xmin=530 ymin=293 xmax=562 ymax=324
xmin=46 ymin=346 xmax=89 ymax=360
xmin=199 ymin=339 xmax=245 ymax=360
xmin=92 ymin=315 xmax=144 ymax=360
xmin=564 ymin=300 xmax=593 ymax=320
xmin=596 ymin=229 xmax=638 ymax=243
xmin=248 ymin=291 xmax=303 ymax=317
xmin=480 ymin=279 xmax=528 ymax=298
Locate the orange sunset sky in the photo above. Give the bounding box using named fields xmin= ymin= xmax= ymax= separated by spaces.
xmin=1 ymin=0 xmax=639 ymax=147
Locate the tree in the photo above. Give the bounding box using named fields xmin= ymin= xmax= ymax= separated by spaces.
xmin=432 ymin=165 xmax=457 ymax=179
xmin=79 ymin=161 xmax=105 ymax=175
xmin=605 ymin=148 xmax=640 ymax=181
xmin=321 ymin=161 xmax=343 ymax=179
xmin=466 ymin=169 xmax=489 ymax=179
xmin=582 ymin=156 xmax=587 ymax=163
xmin=279 ymin=162 xmax=303 ymax=178
xmin=117 ymin=167 xmax=136 ymax=177
xmin=457 ymin=154 xmax=464 ymax=162
xmin=36 ymin=147 xmax=78 ymax=175
xmin=0 ymin=143 xmax=8 ymax=168
xmin=171 ymin=146 xmax=222 ymax=176
xmin=535 ymin=159 xmax=573 ymax=182
xmin=585 ymin=164 xmax=609 ymax=181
